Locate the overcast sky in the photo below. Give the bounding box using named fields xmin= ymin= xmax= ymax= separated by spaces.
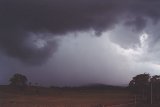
xmin=1 ymin=0 xmax=160 ymax=86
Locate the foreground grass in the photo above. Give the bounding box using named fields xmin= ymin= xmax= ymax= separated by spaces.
xmin=0 ymin=85 xmax=134 ymax=107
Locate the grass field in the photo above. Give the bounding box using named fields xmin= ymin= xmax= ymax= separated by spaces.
xmin=0 ymin=85 xmax=135 ymax=107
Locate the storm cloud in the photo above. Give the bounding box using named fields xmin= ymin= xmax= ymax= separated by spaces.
xmin=0 ymin=0 xmax=160 ymax=64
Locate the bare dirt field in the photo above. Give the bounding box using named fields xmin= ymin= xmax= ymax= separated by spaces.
xmin=0 ymin=85 xmax=137 ymax=107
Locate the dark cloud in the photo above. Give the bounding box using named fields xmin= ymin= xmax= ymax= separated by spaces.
xmin=0 ymin=0 xmax=160 ymax=64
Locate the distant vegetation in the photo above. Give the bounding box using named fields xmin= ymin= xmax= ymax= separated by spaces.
xmin=8 ymin=73 xmax=127 ymax=90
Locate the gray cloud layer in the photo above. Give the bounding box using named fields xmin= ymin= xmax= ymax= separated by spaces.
xmin=0 ymin=0 xmax=160 ymax=64
xmin=1 ymin=31 xmax=159 ymax=86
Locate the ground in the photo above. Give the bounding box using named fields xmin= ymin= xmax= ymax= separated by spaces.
xmin=0 ymin=85 xmax=149 ymax=107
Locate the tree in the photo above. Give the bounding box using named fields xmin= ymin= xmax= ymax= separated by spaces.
xmin=129 ymin=73 xmax=150 ymax=93
xmin=129 ymin=74 xmax=160 ymax=103
xmin=151 ymin=75 xmax=160 ymax=101
xmin=9 ymin=73 xmax=28 ymax=89
xmin=129 ymin=73 xmax=150 ymax=103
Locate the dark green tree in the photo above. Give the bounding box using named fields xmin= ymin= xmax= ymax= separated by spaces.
xmin=129 ymin=73 xmax=150 ymax=102
xmin=9 ymin=73 xmax=28 ymax=89
xmin=151 ymin=75 xmax=160 ymax=101
xmin=129 ymin=74 xmax=160 ymax=103
xmin=129 ymin=73 xmax=150 ymax=93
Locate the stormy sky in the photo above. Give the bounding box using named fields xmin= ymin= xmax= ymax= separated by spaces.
xmin=1 ymin=0 xmax=160 ymax=86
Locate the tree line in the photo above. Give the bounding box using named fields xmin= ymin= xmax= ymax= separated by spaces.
xmin=9 ymin=72 xmax=160 ymax=104
xmin=129 ymin=73 xmax=160 ymax=103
